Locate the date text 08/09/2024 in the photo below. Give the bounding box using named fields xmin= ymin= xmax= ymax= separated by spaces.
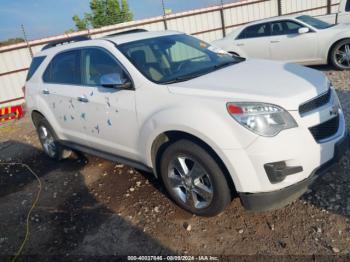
xmin=127 ymin=256 xmax=219 ymax=261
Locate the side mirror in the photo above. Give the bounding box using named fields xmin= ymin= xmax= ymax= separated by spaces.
xmin=298 ymin=27 xmax=310 ymax=34
xmin=100 ymin=73 xmax=132 ymax=90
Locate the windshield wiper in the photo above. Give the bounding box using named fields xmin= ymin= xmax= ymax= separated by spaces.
xmin=162 ymin=59 xmax=244 ymax=84
xmin=162 ymin=71 xmax=208 ymax=84
xmin=213 ymin=60 xmax=239 ymax=70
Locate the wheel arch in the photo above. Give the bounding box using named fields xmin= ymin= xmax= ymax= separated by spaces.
xmin=327 ymin=37 xmax=350 ymax=63
xmin=31 ymin=110 xmax=46 ymax=126
xmin=150 ymin=130 xmax=237 ymax=196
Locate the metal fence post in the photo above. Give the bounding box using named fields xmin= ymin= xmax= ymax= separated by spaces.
xmin=327 ymin=0 xmax=332 ymax=14
xmin=277 ymin=0 xmax=282 ymax=16
xmin=220 ymin=0 xmax=226 ymax=37
xmin=21 ymin=24 xmax=33 ymax=58
xmin=161 ymin=0 xmax=168 ymax=30
xmin=163 ymin=18 xmax=168 ymax=30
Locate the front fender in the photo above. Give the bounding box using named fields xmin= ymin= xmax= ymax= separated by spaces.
xmin=138 ymin=107 xmax=256 ymax=167
xmin=223 ymin=44 xmax=246 ymax=57
xmin=212 ymin=39 xmax=245 ymax=57
xmin=229 ymin=46 xmax=248 ymax=57
xmin=326 ymin=33 xmax=350 ymax=59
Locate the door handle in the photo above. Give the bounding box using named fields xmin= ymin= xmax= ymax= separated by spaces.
xmin=77 ymin=96 xmax=89 ymax=103
xmin=270 ymin=40 xmax=280 ymax=43
xmin=42 ymin=89 xmax=50 ymax=95
xmin=236 ymin=43 xmax=245 ymax=46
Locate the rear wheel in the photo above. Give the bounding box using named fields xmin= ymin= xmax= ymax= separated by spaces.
xmin=160 ymin=140 xmax=231 ymax=216
xmin=34 ymin=115 xmax=71 ymax=161
xmin=330 ymin=39 xmax=350 ymax=70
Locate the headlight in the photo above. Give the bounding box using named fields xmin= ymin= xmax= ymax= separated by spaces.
xmin=227 ymin=102 xmax=298 ymax=137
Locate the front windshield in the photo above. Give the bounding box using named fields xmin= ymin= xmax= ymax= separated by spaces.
xmin=296 ymin=15 xmax=334 ymax=29
xmin=118 ymin=34 xmax=242 ymax=84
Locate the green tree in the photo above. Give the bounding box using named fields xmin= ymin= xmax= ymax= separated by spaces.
xmin=106 ymin=0 xmax=122 ymax=24
xmin=72 ymin=15 xmax=88 ymax=30
xmin=73 ymin=0 xmax=133 ymax=30
xmin=120 ymin=0 xmax=133 ymax=22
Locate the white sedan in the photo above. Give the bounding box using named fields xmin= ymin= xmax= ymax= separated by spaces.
xmin=212 ymin=15 xmax=350 ymax=70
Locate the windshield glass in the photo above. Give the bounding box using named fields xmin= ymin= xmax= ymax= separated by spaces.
xmin=296 ymin=15 xmax=334 ymax=29
xmin=118 ymin=34 xmax=242 ymax=84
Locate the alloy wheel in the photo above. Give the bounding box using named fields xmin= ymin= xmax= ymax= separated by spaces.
xmin=38 ymin=126 xmax=57 ymax=158
xmin=167 ymin=155 xmax=213 ymax=210
xmin=335 ymin=43 xmax=350 ymax=69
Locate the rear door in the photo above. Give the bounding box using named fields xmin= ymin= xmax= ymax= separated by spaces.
xmin=234 ymin=22 xmax=271 ymax=59
xmin=268 ymin=20 xmax=319 ymax=63
xmin=42 ymin=49 xmax=88 ymax=144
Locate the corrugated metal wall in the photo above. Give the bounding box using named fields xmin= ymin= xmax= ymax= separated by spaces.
xmin=0 ymin=0 xmax=341 ymax=109
xmin=281 ymin=0 xmax=341 ymax=16
xmin=224 ymin=0 xmax=279 ymax=34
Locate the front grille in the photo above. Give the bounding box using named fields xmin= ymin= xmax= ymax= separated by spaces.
xmin=309 ymin=115 xmax=339 ymax=142
xmin=299 ymin=89 xmax=331 ymax=115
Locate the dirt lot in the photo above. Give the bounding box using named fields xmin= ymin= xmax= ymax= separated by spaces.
xmin=1 ymin=66 xmax=350 ymax=260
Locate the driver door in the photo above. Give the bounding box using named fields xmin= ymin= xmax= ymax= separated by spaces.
xmin=78 ymin=47 xmax=140 ymax=160
xmin=268 ymin=20 xmax=319 ymax=63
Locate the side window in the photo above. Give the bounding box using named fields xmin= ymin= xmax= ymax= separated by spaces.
xmin=27 ymin=56 xmax=46 ymax=81
xmin=285 ymin=21 xmax=303 ymax=33
xmin=346 ymin=0 xmax=350 ymax=11
xmin=81 ymin=48 xmax=125 ymax=86
xmin=238 ymin=23 xmax=270 ymax=39
xmin=271 ymin=21 xmax=303 ymax=36
xmin=270 ymin=22 xmax=284 ymax=36
xmin=43 ymin=50 xmax=80 ymax=84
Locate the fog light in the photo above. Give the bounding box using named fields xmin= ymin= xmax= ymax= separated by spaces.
xmin=264 ymin=161 xmax=303 ymax=184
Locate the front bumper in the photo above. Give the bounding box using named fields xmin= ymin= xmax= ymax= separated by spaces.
xmin=220 ymin=87 xmax=346 ymax=194
xmin=239 ymin=133 xmax=349 ymax=212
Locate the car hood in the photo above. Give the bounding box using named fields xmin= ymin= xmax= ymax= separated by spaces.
xmin=167 ymin=59 xmax=329 ymax=111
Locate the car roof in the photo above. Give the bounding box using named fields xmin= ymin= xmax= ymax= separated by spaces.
xmin=106 ymin=30 xmax=182 ymax=45
xmin=225 ymin=15 xmax=308 ymax=38
xmin=35 ymin=30 xmax=183 ymax=56
xmin=251 ymin=14 xmax=306 ymax=25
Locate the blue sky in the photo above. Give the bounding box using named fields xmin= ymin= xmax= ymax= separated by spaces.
xmin=0 ymin=0 xmax=235 ymax=41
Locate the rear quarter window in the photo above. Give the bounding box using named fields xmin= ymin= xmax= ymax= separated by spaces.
xmin=26 ymin=56 xmax=46 ymax=81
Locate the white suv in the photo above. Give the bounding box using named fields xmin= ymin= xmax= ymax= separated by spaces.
xmin=25 ymin=30 xmax=348 ymax=216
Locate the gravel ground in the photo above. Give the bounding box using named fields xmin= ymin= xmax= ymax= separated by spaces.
xmin=0 ymin=65 xmax=350 ymax=260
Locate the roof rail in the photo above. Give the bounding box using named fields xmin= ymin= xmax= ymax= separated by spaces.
xmin=41 ymin=35 xmax=91 ymax=51
xmin=106 ymin=28 xmax=148 ymax=37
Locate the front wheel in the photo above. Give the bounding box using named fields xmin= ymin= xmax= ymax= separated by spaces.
xmin=330 ymin=39 xmax=350 ymax=70
xmin=160 ymin=140 xmax=231 ymax=216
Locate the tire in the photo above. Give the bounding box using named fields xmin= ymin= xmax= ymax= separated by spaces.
xmin=33 ymin=115 xmax=72 ymax=161
xmin=159 ymin=139 xmax=231 ymax=216
xmin=330 ymin=39 xmax=350 ymax=70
